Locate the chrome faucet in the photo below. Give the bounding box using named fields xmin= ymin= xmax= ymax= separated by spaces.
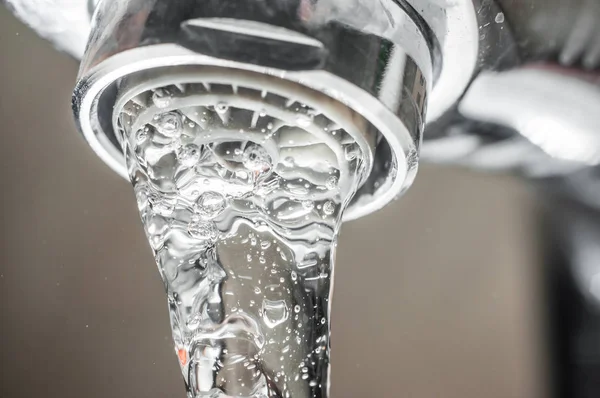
xmin=5 ymin=0 xmax=600 ymax=397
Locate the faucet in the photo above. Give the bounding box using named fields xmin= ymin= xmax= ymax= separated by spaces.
xmin=4 ymin=0 xmax=600 ymax=397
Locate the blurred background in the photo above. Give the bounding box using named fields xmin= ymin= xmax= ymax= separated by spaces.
xmin=0 ymin=6 xmax=551 ymax=398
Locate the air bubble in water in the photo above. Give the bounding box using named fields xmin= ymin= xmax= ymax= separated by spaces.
xmin=149 ymin=196 xmax=176 ymax=217
xmin=344 ymin=144 xmax=359 ymax=161
xmin=261 ymin=241 xmax=272 ymax=250
xmin=152 ymin=89 xmax=171 ymax=108
xmin=242 ymin=143 xmax=273 ymax=173
xmin=323 ymin=201 xmax=335 ymax=216
xmin=135 ymin=188 xmax=148 ymax=209
xmin=302 ymin=200 xmax=314 ymax=210
xmin=193 ymin=191 xmax=226 ymax=220
xmin=325 ymin=176 xmax=338 ymax=190
xmin=215 ymin=102 xmax=229 ymax=114
xmin=155 ymin=111 xmax=183 ymax=138
xmin=261 ymin=299 xmax=289 ymax=328
xmin=188 ymin=220 xmax=218 ymax=241
xmin=135 ymin=127 xmax=149 ymax=144
xmin=177 ymin=144 xmax=201 ymax=167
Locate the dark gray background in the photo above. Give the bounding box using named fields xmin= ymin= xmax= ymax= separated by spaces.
xmin=0 ymin=6 xmax=547 ymax=398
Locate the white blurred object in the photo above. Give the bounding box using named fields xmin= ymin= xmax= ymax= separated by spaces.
xmin=5 ymin=0 xmax=90 ymax=57
xmin=460 ymin=69 xmax=600 ymax=166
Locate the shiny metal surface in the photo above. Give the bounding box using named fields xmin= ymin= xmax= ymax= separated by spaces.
xmin=422 ymin=0 xmax=600 ymax=179
xmin=72 ymin=0 xmax=438 ymax=220
xmin=460 ymin=68 xmax=600 ymax=167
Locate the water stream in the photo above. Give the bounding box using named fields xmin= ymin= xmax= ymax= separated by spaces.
xmin=117 ymin=79 xmax=368 ymax=398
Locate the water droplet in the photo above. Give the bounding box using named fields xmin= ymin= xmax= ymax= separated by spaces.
xmin=135 ymin=188 xmax=148 ymax=209
xmin=149 ymin=196 xmax=176 ymax=216
xmin=215 ymin=102 xmax=229 ymax=114
xmin=247 ymin=254 xmax=253 ymax=262
xmin=322 ymin=201 xmax=335 ymax=215
xmin=135 ymin=127 xmax=149 ymax=144
xmin=188 ymin=220 xmax=218 ymax=241
xmin=259 ymin=256 xmax=266 ymax=264
xmin=242 ymin=143 xmax=273 ymax=173
xmin=254 ymin=287 xmax=262 ymax=294
xmin=193 ymin=191 xmax=226 ymax=219
xmin=325 ymin=176 xmax=338 ymax=190
xmin=177 ymin=144 xmax=201 ymax=167
xmin=155 ymin=111 xmax=183 ymax=138
xmin=294 ymin=305 xmax=301 ymax=313
xmin=321 ymin=317 xmax=326 ymax=324
xmin=261 ymin=241 xmax=272 ymax=250
xmin=261 ymin=299 xmax=289 ymax=328
xmin=291 ymin=271 xmax=297 ymax=281
xmin=344 ymin=144 xmax=359 ymax=161
xmin=301 ymin=200 xmax=314 ymax=210
xmin=152 ymin=90 xmax=171 ymax=108
xmin=495 ymin=12 xmax=505 ymax=23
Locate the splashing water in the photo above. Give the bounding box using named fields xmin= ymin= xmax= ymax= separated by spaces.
xmin=117 ymin=80 xmax=368 ymax=398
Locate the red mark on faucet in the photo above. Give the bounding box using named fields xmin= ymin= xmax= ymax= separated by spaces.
xmin=177 ymin=348 xmax=188 ymax=366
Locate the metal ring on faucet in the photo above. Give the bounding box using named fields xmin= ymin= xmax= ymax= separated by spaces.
xmin=72 ymin=0 xmax=440 ymax=220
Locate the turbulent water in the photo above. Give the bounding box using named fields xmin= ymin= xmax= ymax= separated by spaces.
xmin=117 ymin=80 xmax=367 ymax=398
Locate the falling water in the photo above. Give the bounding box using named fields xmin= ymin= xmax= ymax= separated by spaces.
xmin=117 ymin=78 xmax=368 ymax=398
